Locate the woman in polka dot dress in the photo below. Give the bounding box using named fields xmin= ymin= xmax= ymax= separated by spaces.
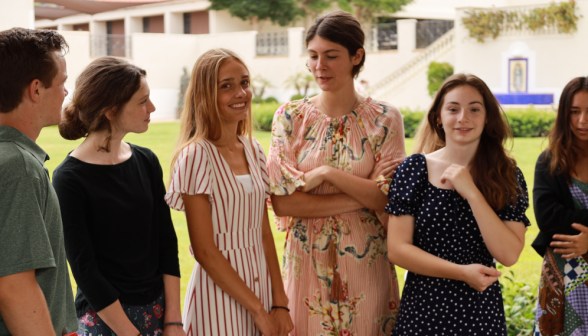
xmin=386 ymin=74 xmax=531 ymax=336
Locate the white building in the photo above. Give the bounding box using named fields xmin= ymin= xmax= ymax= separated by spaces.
xmin=1 ymin=0 xmax=585 ymax=119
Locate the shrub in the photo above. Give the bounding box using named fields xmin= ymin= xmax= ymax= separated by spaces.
xmin=498 ymin=267 xmax=537 ymax=336
xmin=252 ymin=97 xmax=264 ymax=104
xmin=504 ymin=107 xmax=555 ymax=137
xmin=427 ymin=62 xmax=454 ymax=97
xmin=252 ymin=102 xmax=281 ymax=132
xmin=265 ymin=97 xmax=278 ymax=103
xmin=291 ymin=94 xmax=304 ymax=101
xmin=400 ymin=108 xmax=426 ymax=138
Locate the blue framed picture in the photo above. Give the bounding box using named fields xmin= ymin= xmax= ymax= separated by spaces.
xmin=509 ymin=58 xmax=528 ymax=93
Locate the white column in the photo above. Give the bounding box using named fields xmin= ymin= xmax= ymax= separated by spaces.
xmin=90 ymin=20 xmax=106 ymax=35
xmin=287 ymin=27 xmax=305 ymax=58
xmin=126 ymin=16 xmax=142 ymax=34
xmin=397 ymin=19 xmax=417 ymax=54
xmin=164 ymin=11 xmax=183 ymax=34
xmin=58 ymin=23 xmax=73 ymax=31
xmin=0 ymin=0 xmax=34 ymax=31
xmin=208 ymin=10 xmax=217 ymax=34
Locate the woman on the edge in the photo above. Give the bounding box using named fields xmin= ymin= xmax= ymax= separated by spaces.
xmin=387 ymin=74 xmax=531 ymax=335
xmin=52 ymin=57 xmax=183 ymax=336
xmin=267 ymin=11 xmax=406 ymax=335
xmin=532 ymin=77 xmax=588 ymax=335
xmin=165 ymin=49 xmax=293 ymax=336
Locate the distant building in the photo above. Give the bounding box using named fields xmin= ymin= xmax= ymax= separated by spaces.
xmin=1 ymin=0 xmax=582 ymax=118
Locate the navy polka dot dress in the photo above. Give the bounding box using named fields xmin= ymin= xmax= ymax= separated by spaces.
xmin=386 ymin=154 xmax=531 ymax=336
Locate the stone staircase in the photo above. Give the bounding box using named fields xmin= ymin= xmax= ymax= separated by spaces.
xmin=367 ymin=28 xmax=455 ymax=100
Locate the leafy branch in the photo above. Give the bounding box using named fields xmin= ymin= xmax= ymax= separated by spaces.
xmin=462 ymin=1 xmax=581 ymax=43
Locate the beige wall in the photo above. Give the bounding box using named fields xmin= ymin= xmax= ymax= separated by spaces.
xmin=0 ymin=0 xmax=33 ymax=31
xmin=454 ymin=0 xmax=588 ymax=104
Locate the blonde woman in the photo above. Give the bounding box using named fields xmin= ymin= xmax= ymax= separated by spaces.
xmin=165 ymin=49 xmax=293 ymax=336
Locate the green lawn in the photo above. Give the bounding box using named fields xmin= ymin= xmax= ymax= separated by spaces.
xmin=38 ymin=123 xmax=545 ymax=308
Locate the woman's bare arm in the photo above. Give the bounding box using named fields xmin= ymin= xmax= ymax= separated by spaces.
xmin=271 ymin=192 xmax=363 ymax=217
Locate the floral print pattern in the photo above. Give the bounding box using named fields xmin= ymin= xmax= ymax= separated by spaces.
xmin=77 ymin=292 xmax=165 ymax=336
xmin=267 ymin=97 xmax=405 ymax=335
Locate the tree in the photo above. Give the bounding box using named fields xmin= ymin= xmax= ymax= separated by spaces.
xmin=252 ymin=75 xmax=274 ymax=99
xmin=299 ymin=0 xmax=333 ymax=28
xmin=284 ymin=71 xmax=316 ymax=97
xmin=209 ymin=0 xmax=303 ymax=30
xmin=338 ymin=0 xmax=414 ymax=25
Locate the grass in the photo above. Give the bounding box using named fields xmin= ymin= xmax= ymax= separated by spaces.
xmin=38 ymin=123 xmax=545 ymax=308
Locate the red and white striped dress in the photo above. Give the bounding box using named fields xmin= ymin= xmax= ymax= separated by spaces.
xmin=165 ymin=136 xmax=272 ymax=336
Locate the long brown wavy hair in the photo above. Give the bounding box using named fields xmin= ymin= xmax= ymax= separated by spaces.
xmin=547 ymin=77 xmax=588 ymax=182
xmin=169 ymin=49 xmax=253 ymax=183
xmin=417 ymin=73 xmax=520 ymax=211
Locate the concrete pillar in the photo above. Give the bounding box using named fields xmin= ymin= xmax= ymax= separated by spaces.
xmin=288 ymin=27 xmax=305 ymax=58
xmin=90 ymin=20 xmax=107 ymax=35
xmin=58 ymin=23 xmax=73 ymax=31
xmin=0 ymin=0 xmax=34 ymax=31
xmin=164 ymin=11 xmax=183 ymax=34
xmin=208 ymin=10 xmax=217 ymax=34
xmin=397 ymin=19 xmax=417 ymax=54
xmin=125 ymin=16 xmax=142 ymax=34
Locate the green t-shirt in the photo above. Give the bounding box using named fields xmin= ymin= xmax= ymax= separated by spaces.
xmin=0 ymin=125 xmax=77 ymax=335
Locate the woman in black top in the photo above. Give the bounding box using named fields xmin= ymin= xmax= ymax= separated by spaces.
xmin=52 ymin=57 xmax=184 ymax=336
xmin=532 ymin=77 xmax=588 ymax=335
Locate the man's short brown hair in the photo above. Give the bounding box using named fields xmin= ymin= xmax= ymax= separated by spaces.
xmin=0 ymin=28 xmax=68 ymax=113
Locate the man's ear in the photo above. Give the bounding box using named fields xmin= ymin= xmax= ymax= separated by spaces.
xmin=27 ymin=79 xmax=43 ymax=104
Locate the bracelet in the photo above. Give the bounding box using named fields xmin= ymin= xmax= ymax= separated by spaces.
xmin=271 ymin=305 xmax=290 ymax=312
xmin=163 ymin=322 xmax=184 ymax=328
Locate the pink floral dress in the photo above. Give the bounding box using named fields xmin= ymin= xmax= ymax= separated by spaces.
xmin=267 ymin=97 xmax=405 ymax=336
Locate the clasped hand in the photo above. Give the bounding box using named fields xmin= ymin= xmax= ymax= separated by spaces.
xmin=253 ymin=307 xmax=293 ymax=336
xmin=460 ymin=264 xmax=501 ymax=292
xmin=551 ymin=223 xmax=588 ymax=258
xmin=440 ymin=164 xmax=479 ymax=200
xmin=298 ymin=157 xmax=403 ymax=193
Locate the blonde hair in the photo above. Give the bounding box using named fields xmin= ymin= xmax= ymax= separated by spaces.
xmin=412 ymin=117 xmax=444 ymax=154
xmin=170 ymin=48 xmax=253 ymax=180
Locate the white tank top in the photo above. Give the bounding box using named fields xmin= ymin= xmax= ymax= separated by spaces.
xmin=236 ymin=174 xmax=253 ymax=193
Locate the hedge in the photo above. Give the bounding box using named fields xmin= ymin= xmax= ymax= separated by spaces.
xmin=254 ymin=103 xmax=556 ymax=137
xmin=252 ymin=102 xmax=281 ymax=132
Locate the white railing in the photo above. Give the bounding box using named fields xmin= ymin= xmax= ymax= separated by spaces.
xmin=256 ymin=31 xmax=288 ymax=56
xmin=90 ymin=34 xmax=132 ymax=58
xmin=367 ymin=28 xmax=455 ymax=100
xmin=365 ymin=22 xmax=398 ymax=52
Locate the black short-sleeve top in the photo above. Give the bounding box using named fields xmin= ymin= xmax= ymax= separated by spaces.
xmin=385 ymin=153 xmax=531 ymax=335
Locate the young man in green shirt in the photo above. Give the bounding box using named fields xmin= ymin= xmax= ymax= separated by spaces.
xmin=0 ymin=28 xmax=78 ymax=336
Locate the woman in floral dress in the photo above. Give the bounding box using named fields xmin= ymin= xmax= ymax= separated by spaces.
xmin=267 ymin=11 xmax=405 ymax=336
xmin=532 ymin=77 xmax=588 ymax=335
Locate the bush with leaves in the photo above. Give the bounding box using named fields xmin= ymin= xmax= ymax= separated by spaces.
xmin=427 ymin=62 xmax=454 ymax=97
xmin=291 ymin=94 xmax=305 ymax=101
xmin=505 ymin=107 xmax=555 ymax=137
xmin=400 ymin=108 xmax=426 ymax=138
xmin=252 ymin=102 xmax=281 ymax=132
xmin=498 ymin=267 xmax=537 ymax=336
